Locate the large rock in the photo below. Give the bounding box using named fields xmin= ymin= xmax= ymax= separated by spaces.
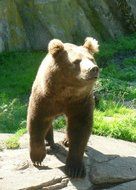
xmin=0 ymin=132 xmax=136 ymax=190
xmin=88 ymin=135 xmax=136 ymax=189
xmin=102 ymin=180 xmax=136 ymax=190
xmin=0 ymin=0 xmax=136 ymax=52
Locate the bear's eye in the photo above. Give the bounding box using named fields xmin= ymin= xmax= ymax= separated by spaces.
xmin=73 ymin=59 xmax=81 ymax=65
xmin=89 ymin=58 xmax=95 ymax=62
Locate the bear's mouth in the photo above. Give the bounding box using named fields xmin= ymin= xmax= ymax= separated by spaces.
xmin=85 ymin=74 xmax=99 ymax=81
xmin=78 ymin=73 xmax=99 ymax=82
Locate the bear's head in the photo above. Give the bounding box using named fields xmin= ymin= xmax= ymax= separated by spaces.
xmin=47 ymin=37 xmax=99 ymax=92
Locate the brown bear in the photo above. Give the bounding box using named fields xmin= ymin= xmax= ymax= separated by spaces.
xmin=27 ymin=37 xmax=99 ymax=178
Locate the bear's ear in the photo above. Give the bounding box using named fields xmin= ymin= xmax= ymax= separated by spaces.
xmin=83 ymin=37 xmax=99 ymax=54
xmin=48 ymin=39 xmax=64 ymax=56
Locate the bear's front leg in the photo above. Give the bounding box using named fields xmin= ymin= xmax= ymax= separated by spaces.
xmin=28 ymin=116 xmax=51 ymax=165
xmin=30 ymin=136 xmax=46 ymax=165
xmin=66 ymin=101 xmax=93 ymax=178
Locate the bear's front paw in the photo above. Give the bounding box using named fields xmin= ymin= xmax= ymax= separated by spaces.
xmin=30 ymin=142 xmax=46 ymax=165
xmin=65 ymin=159 xmax=86 ymax=178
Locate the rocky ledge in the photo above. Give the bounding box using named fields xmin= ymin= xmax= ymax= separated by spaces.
xmin=0 ymin=131 xmax=136 ymax=190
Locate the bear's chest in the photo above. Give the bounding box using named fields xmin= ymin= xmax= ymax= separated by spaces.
xmin=57 ymin=86 xmax=91 ymax=103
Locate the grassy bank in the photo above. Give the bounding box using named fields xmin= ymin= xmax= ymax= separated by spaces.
xmin=0 ymin=34 xmax=136 ymax=148
xmin=0 ymin=52 xmax=45 ymax=133
xmin=94 ymin=33 xmax=136 ymax=141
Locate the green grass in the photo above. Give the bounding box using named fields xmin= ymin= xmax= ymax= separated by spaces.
xmin=5 ymin=128 xmax=27 ymax=149
xmin=96 ymin=33 xmax=136 ymax=67
xmin=0 ymin=34 xmax=136 ymax=148
xmin=94 ymin=100 xmax=136 ymax=142
xmin=93 ymin=33 xmax=136 ymax=141
xmin=53 ymin=116 xmax=66 ymax=130
xmin=0 ymin=51 xmax=45 ymax=99
xmin=0 ymin=51 xmax=45 ymax=133
xmin=0 ymin=98 xmax=27 ymax=133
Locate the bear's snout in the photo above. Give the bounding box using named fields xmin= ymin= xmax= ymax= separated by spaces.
xmin=80 ymin=59 xmax=99 ymax=80
xmin=89 ymin=65 xmax=99 ymax=78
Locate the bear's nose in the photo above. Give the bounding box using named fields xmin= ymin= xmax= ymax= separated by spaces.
xmin=91 ymin=66 xmax=99 ymax=74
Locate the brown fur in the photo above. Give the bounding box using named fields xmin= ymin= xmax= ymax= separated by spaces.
xmin=27 ymin=37 xmax=99 ymax=178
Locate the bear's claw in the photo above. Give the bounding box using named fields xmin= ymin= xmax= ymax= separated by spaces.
xmin=33 ymin=161 xmax=42 ymax=166
xmin=65 ymin=160 xmax=86 ymax=178
xmin=30 ymin=142 xmax=46 ymax=164
xmin=62 ymin=138 xmax=69 ymax=147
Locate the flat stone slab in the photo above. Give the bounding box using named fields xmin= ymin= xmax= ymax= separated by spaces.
xmin=0 ymin=132 xmax=92 ymax=190
xmin=0 ymin=132 xmax=136 ymax=190
xmin=88 ymin=135 xmax=136 ymax=187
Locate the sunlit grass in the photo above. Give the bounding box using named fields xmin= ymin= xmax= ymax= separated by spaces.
xmin=93 ymin=100 xmax=136 ymax=142
xmin=0 ymin=98 xmax=27 ymax=133
xmin=5 ymin=128 xmax=27 ymax=149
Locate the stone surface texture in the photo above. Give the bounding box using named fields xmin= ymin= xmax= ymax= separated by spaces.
xmin=0 ymin=0 xmax=136 ymax=52
xmin=0 ymin=132 xmax=136 ymax=190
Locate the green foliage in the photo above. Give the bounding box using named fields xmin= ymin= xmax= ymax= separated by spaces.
xmin=0 ymin=51 xmax=45 ymax=133
xmin=53 ymin=100 xmax=136 ymax=142
xmin=96 ymin=53 xmax=136 ymax=101
xmin=5 ymin=128 xmax=27 ymax=149
xmin=93 ymin=34 xmax=136 ymax=142
xmin=5 ymin=137 xmax=20 ymax=149
xmin=93 ymin=100 xmax=136 ymax=142
xmin=96 ymin=33 xmax=136 ymax=67
xmin=0 ymin=51 xmax=45 ymax=99
xmin=53 ymin=116 xmax=66 ymax=129
xmin=0 ymin=98 xmax=27 ymax=133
